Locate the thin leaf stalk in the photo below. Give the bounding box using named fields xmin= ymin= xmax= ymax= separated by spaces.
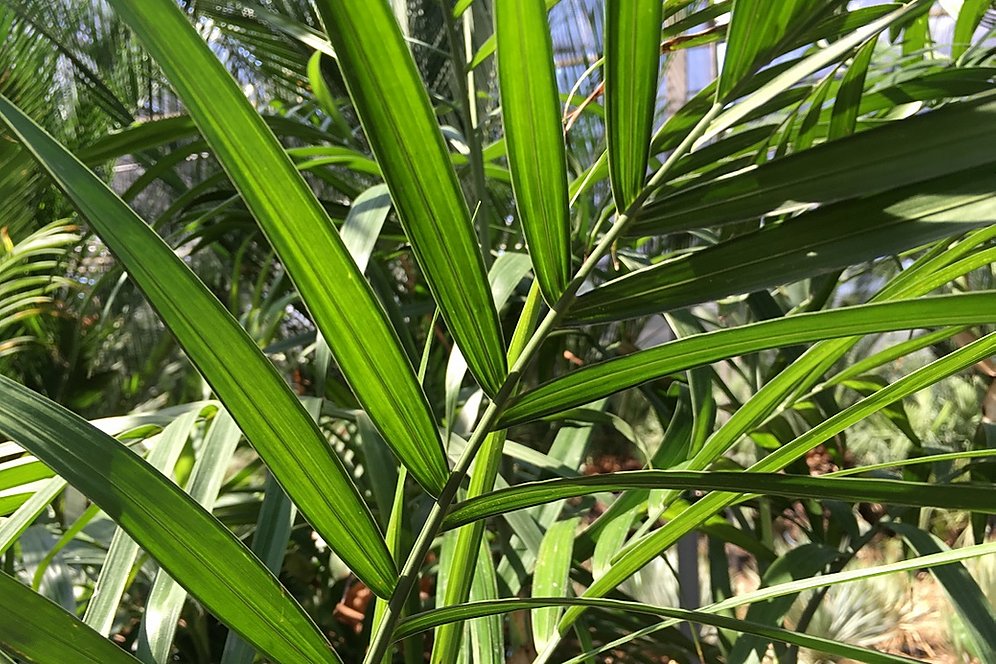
xmin=431 ymin=283 xmax=542 ymax=662
xmin=363 ymin=102 xmax=724 ymax=663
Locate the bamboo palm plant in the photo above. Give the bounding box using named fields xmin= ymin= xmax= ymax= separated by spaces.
xmin=1 ymin=0 xmax=995 ymax=662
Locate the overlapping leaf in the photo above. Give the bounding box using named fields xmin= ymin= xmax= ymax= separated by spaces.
xmin=502 ymin=293 xmax=996 ymax=425
xmin=0 ymin=571 xmax=140 ymax=664
xmin=630 ymin=94 xmax=996 ymax=236
xmin=573 ymin=168 xmax=996 ymax=323
xmin=0 ymin=94 xmax=396 ymax=597
xmin=444 ymin=471 xmax=996 ymax=529
xmin=107 ymin=0 xmax=450 ymax=496
xmin=314 ymin=0 xmax=507 ymax=395
xmin=0 ymin=377 xmax=338 ymax=664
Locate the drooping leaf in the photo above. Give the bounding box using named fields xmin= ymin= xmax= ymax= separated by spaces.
xmin=496 ymin=0 xmax=571 ymax=303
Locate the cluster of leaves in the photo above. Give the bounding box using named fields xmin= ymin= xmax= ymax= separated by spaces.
xmin=1 ymin=1 xmax=995 ymax=663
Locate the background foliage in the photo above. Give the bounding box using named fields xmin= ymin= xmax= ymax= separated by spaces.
xmin=0 ymin=0 xmax=995 ymax=662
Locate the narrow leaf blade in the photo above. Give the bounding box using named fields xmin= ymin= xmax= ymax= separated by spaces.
xmin=108 ymin=0 xmax=450 ymax=495
xmin=604 ymin=0 xmax=662 ymax=210
xmin=0 ymin=378 xmax=339 ymax=664
xmin=574 ymin=168 xmax=996 ymax=323
xmin=0 ymin=571 xmax=140 ymax=664
xmin=502 ymin=293 xmax=996 ymax=426
xmin=0 ymin=94 xmax=397 ymax=596
xmin=315 ymin=0 xmax=507 ymax=394
xmin=532 ymin=518 xmax=579 ymax=652
xmin=496 ymin=0 xmax=571 ymax=302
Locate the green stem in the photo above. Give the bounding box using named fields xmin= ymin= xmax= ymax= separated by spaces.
xmin=363 ymin=101 xmax=724 ymax=664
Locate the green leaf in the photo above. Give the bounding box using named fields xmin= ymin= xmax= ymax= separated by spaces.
xmin=314 ymin=0 xmax=507 ymax=395
xmin=80 ymin=114 xmax=333 ymax=166
xmin=560 ymin=541 xmax=996 ymax=663
xmin=0 ymin=93 xmax=398 ymax=597
xmin=306 ymin=51 xmax=354 ymax=145
xmin=496 ymin=0 xmax=571 ymax=303
xmin=220 ymin=473 xmax=297 ymax=664
xmin=340 ymin=185 xmax=393 ymax=274
xmin=444 ymin=471 xmax=995 ymax=529
xmin=678 ymin=226 xmax=996 ymax=475
xmin=137 ymin=411 xmax=244 ymax=663
xmin=827 ymin=37 xmax=876 ymax=140
xmin=314 ymin=184 xmax=393 ymax=395
xmin=856 ymin=67 xmax=996 ymax=115
xmin=395 ymin=596 xmax=916 ymax=663
xmin=561 ymin=333 xmax=996 ymax=634
xmin=631 ymin=94 xmax=996 ymax=236
xmin=572 ymin=169 xmax=996 ymax=323
xmin=0 ymin=377 xmax=339 ymax=664
xmin=718 ymin=0 xmax=814 ymax=99
xmin=431 ymin=432 xmax=511 ymax=664
xmin=431 ymin=285 xmax=538 ymax=664
xmin=0 ymin=571 xmax=140 ymax=664
xmin=889 ymin=523 xmax=996 ymax=660
xmin=705 ymin=1 xmax=931 ymax=140
xmin=85 ymin=411 xmax=200 ymax=637
xmin=532 ymin=518 xmax=579 ymax=652
xmin=952 ymin=0 xmax=990 ymax=59
xmin=501 ymin=292 xmax=996 ymax=426
xmin=468 ymin=540 xmax=504 ymax=664
xmin=604 ymin=0 xmax=662 ymax=210
xmin=0 ymin=477 xmax=66 ymax=552
xmin=108 ymin=0 xmax=450 ymax=497
xmin=444 ymin=253 xmax=532 ymax=434
xmin=0 ymin=456 xmax=54 ymax=495
xmin=468 ymin=0 xmax=560 ymax=69
xmin=727 ymin=544 xmax=840 ymax=662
